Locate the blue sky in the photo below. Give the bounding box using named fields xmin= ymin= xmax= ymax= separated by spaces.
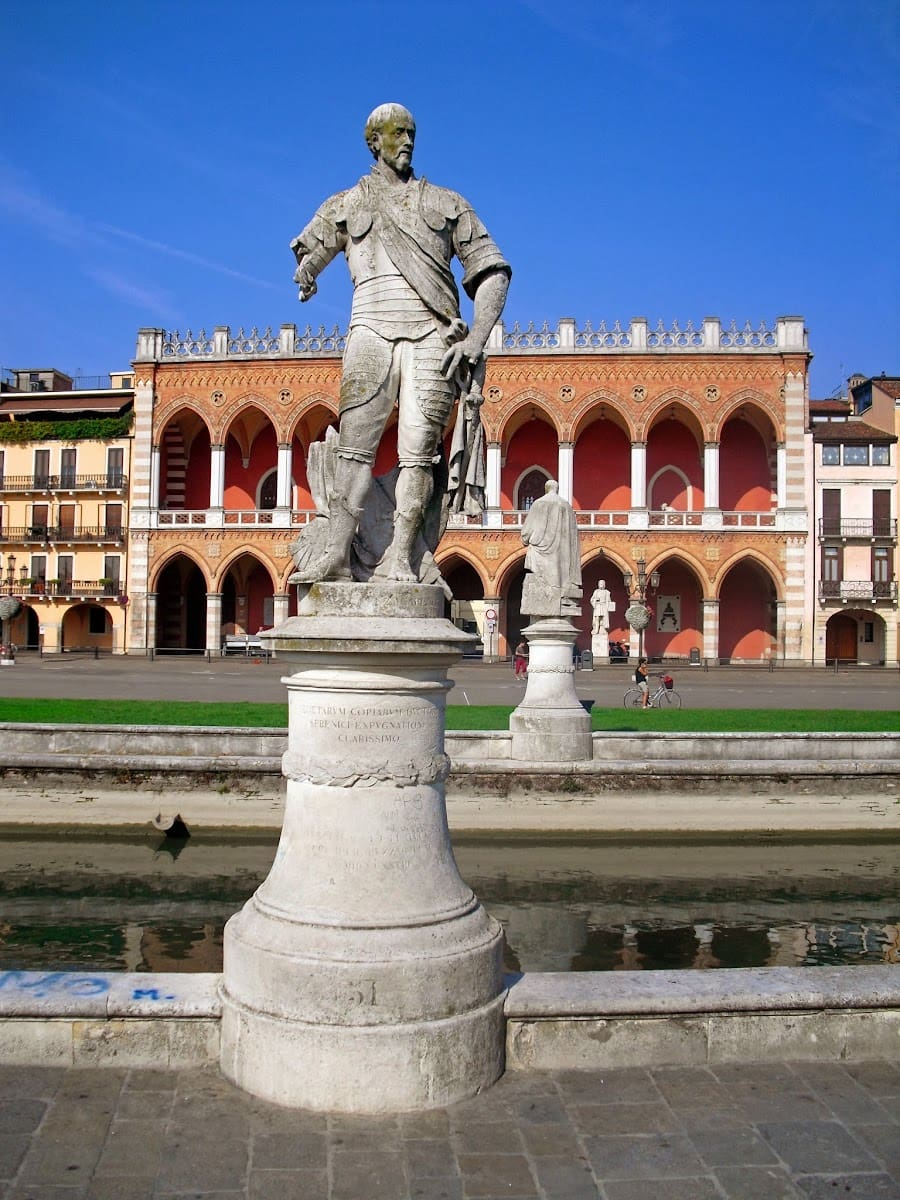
xmin=1 ymin=0 xmax=897 ymax=397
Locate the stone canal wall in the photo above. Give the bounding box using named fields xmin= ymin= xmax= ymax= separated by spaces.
xmin=0 ymin=723 xmax=897 ymax=834
xmin=1 ymin=967 xmax=897 ymax=1072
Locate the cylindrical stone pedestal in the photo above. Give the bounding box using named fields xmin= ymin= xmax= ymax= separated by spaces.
xmin=509 ymin=617 xmax=592 ymax=762
xmin=220 ymin=582 xmax=505 ymax=1112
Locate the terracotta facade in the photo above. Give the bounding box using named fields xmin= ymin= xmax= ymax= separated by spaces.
xmin=124 ymin=317 xmax=822 ymax=664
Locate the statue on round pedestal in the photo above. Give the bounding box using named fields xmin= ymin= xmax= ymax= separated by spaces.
xmin=288 ymin=103 xmax=511 ymax=593
xmin=520 ymin=481 xmax=583 ymax=618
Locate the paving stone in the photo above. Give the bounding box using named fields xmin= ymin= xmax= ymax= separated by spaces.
xmin=759 ymin=1120 xmax=881 ymax=1174
xmin=583 ymin=1132 xmax=705 ymax=1180
xmin=457 ymin=1152 xmax=538 ymax=1197
xmin=408 ymin=1177 xmax=463 ymax=1200
xmin=16 ymin=1118 xmax=109 ymax=1186
xmin=451 ymin=1119 xmax=523 ymax=1153
xmin=518 ymin=1121 xmax=582 ymax=1157
xmin=330 ymin=1149 xmax=408 ymax=1200
xmin=569 ymin=1101 xmax=681 ymax=1136
xmin=845 ymin=1061 xmax=900 ymax=1096
xmin=247 ymin=1167 xmax=328 ymax=1199
xmin=114 ymin=1088 xmax=174 ymax=1122
xmin=793 ymin=1062 xmax=897 ymax=1123
xmin=714 ymin=1165 xmax=804 ymax=1199
xmin=85 ymin=1179 xmax=154 ymax=1199
xmin=123 ymin=1068 xmax=177 ymax=1093
xmin=4 ymin=1187 xmax=86 ymax=1200
xmin=554 ymin=1068 xmax=659 ymax=1105
xmin=154 ymin=1117 xmax=249 ymax=1193
xmin=404 ymin=1137 xmax=458 ymax=1178
xmin=688 ymin=1125 xmax=780 ymax=1167
xmin=0 ymin=1099 xmax=46 ymax=1136
xmin=93 ymin=1119 xmax=166 ymax=1178
xmin=0 ymin=1134 xmax=28 ymax=1179
xmin=850 ymin=1123 xmax=900 ymax=1174
xmin=604 ymin=1179 xmax=721 ymax=1200
xmin=532 ymin=1155 xmax=600 ymax=1198
xmin=400 ymin=1109 xmax=451 ymax=1138
xmin=0 ymin=1068 xmax=65 ymax=1102
xmin=250 ymin=1129 xmax=326 ymax=1170
xmin=794 ymin=1174 xmax=900 ymax=1199
xmin=507 ymin=1094 xmax=569 ymax=1125
xmin=651 ymin=1065 xmax=734 ymax=1108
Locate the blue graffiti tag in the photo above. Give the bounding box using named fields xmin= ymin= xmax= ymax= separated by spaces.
xmin=131 ymin=988 xmax=176 ymax=1002
xmin=0 ymin=971 xmax=110 ymax=998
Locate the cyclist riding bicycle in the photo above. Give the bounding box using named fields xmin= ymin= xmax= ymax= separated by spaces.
xmin=635 ymin=656 xmax=650 ymax=708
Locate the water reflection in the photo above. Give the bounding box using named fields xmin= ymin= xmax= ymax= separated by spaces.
xmin=0 ymin=834 xmax=897 ymax=974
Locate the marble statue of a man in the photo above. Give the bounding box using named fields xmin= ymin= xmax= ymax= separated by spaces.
xmin=520 ymin=481 xmax=583 ymax=618
xmin=591 ymin=580 xmax=615 ymax=633
xmin=288 ymin=103 xmax=511 ymax=587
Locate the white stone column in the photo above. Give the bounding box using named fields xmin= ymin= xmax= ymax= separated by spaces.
xmin=485 ymin=442 xmax=502 ymax=527
xmin=272 ymin=592 xmax=290 ymax=627
xmin=146 ymin=592 xmax=158 ymax=653
xmin=209 ymin=444 xmax=225 ymax=509
xmin=557 ymin=443 xmax=574 ymax=503
xmin=482 ymin=596 xmax=501 ymax=662
xmin=776 ymin=442 xmax=787 ymax=508
xmin=775 ymin=599 xmax=786 ymax=662
xmin=630 ymin=441 xmax=647 ymax=509
xmin=220 ymin=582 xmax=504 ymax=1112
xmin=206 ymin=592 xmax=222 ymax=655
xmin=276 ymin=443 xmax=293 ymax=510
xmin=150 ymin=446 xmax=161 ymax=510
xmin=702 ymin=598 xmax=719 ymax=663
xmin=704 ymin=442 xmax=720 ymax=510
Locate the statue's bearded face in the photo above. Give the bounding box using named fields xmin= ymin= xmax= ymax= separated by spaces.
xmin=373 ymin=115 xmax=416 ymax=174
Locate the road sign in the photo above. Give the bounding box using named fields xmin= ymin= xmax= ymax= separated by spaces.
xmin=485 ymin=608 xmax=497 ymax=620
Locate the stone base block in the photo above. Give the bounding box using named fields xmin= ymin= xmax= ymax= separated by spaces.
xmin=509 ymin=710 xmax=592 ymax=763
xmin=220 ymin=989 xmax=506 ymax=1112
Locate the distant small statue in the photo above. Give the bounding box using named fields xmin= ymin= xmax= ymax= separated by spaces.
xmin=520 ymin=481 xmax=583 ymax=618
xmin=590 ymin=580 xmax=615 ymax=633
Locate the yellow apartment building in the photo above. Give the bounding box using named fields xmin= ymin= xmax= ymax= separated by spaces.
xmin=0 ymin=368 xmax=134 ymax=654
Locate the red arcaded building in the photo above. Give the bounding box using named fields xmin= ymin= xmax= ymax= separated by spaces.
xmin=126 ymin=315 xmax=813 ymax=663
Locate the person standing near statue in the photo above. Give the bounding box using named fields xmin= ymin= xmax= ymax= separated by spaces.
xmin=289 ymin=103 xmax=511 ymax=585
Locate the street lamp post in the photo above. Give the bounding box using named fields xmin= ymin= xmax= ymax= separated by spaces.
xmin=622 ymin=556 xmax=660 ymax=660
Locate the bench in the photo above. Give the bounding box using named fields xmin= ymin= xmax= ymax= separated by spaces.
xmin=221 ymin=634 xmax=266 ymax=657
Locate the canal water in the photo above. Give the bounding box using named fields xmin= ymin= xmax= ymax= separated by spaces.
xmin=0 ymin=833 xmax=897 ymax=974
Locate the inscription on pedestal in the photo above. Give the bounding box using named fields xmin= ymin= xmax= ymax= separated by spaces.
xmin=286 ymin=695 xmax=447 ymax=786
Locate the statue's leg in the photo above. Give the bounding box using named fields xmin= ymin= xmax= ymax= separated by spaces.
xmin=378 ymin=335 xmax=453 ymax=583
xmin=292 ymin=330 xmax=395 ymax=582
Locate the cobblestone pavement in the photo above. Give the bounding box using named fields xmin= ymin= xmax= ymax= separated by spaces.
xmin=1 ymin=1060 xmax=898 ymax=1199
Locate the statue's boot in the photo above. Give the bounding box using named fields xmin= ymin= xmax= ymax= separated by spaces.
xmin=378 ymin=465 xmax=431 ymax=583
xmin=290 ymin=496 xmax=360 ymax=582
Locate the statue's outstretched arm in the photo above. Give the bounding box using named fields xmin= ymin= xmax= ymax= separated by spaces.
xmin=290 ymin=204 xmax=345 ymax=302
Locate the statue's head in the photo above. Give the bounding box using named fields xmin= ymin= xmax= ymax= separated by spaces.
xmin=365 ymin=103 xmax=416 ymax=172
xmin=598 ymin=579 xmax=606 ymax=589
xmin=544 ymin=480 xmax=559 ymax=495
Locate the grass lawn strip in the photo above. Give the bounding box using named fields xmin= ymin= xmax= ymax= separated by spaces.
xmin=0 ymin=697 xmax=897 ymax=733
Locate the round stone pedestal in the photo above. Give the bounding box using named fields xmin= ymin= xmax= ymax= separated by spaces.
xmin=220 ymin=582 xmax=505 ymax=1112
xmin=509 ymin=617 xmax=592 ymax=762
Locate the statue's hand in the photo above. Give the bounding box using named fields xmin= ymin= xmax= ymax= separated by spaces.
xmin=293 ymin=264 xmax=317 ymax=302
xmin=441 ymin=335 xmax=482 ymax=386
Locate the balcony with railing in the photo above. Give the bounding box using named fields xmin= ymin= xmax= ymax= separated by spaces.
xmin=818 ymin=580 xmax=897 ymax=602
xmin=818 ymin=518 xmax=897 ymax=540
xmin=0 ymin=526 xmax=125 ymax=545
xmin=0 ymin=474 xmax=128 ymax=494
xmin=0 ymin=578 xmax=122 ymax=599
